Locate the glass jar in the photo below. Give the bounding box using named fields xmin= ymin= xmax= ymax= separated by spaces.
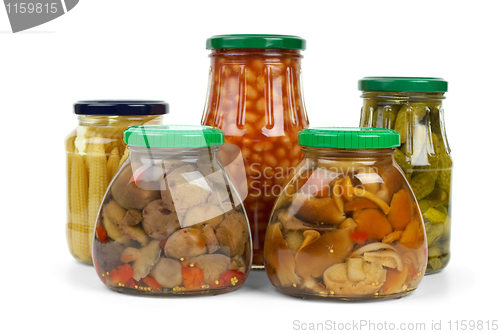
xmin=263 ymin=128 xmax=427 ymax=300
xmin=358 ymin=77 xmax=452 ymax=274
xmin=201 ymin=34 xmax=309 ymax=268
xmin=65 ymin=101 xmax=167 ymax=265
xmin=93 ymin=125 xmax=252 ymax=296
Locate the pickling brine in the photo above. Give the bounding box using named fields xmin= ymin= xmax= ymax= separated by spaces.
xmin=201 ymin=35 xmax=309 ymax=268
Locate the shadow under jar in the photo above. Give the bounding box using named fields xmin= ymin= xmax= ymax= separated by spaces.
xmin=264 ymin=128 xmax=427 ymax=301
xmin=358 ymin=77 xmax=452 ymax=274
xmin=201 ymin=35 xmax=309 ymax=268
xmin=65 ymin=101 xmax=167 ymax=265
xmin=93 ymin=125 xmax=252 ymax=296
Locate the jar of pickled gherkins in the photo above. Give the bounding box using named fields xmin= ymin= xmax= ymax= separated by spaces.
xmin=264 ymin=128 xmax=427 ymax=300
xmin=201 ymin=34 xmax=309 ymax=268
xmin=358 ymin=77 xmax=452 ymax=274
xmin=66 ymin=101 xmax=168 ymax=265
xmin=93 ymin=125 xmax=252 ymax=296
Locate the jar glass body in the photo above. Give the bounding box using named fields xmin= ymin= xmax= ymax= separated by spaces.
xmin=263 ymin=147 xmax=427 ymax=300
xmin=92 ymin=145 xmax=252 ymax=296
xmin=359 ymin=92 xmax=452 ymax=274
xmin=65 ymin=115 xmax=164 ymax=264
xmin=201 ymin=48 xmax=309 ymax=267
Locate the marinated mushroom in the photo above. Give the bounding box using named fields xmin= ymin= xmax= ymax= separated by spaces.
xmin=283 ymin=230 xmax=305 ymax=253
xmin=190 ymin=254 xmax=231 ymax=284
xmin=120 ymin=247 xmax=141 ymax=263
xmin=290 ymin=193 xmax=345 ymax=225
xmin=164 ymin=228 xmax=207 ymax=259
xmin=104 ymin=200 xmax=127 ymax=225
xmin=102 ymin=212 xmax=131 ymax=245
xmin=215 ymin=212 xmax=249 ymax=257
xmin=150 ymin=258 xmax=183 ymax=288
xmin=94 ymin=241 xmax=125 ymax=273
xmin=111 ymin=164 xmax=161 ymax=211
xmin=183 ymin=204 xmax=224 ymax=228
xmin=201 ymin=224 xmax=220 ymax=253
xmin=353 ymin=209 xmax=393 ymax=241
xmin=161 ymin=164 xmax=212 ymax=214
xmin=142 ymin=199 xmax=180 ymax=239
xmin=229 ymin=256 xmax=246 ymax=273
xmin=363 ymin=250 xmax=404 ymax=271
xmin=263 ymin=222 xmax=300 ymax=287
xmin=295 ymin=227 xmax=354 ymax=278
xmin=323 ymin=260 xmax=387 ymax=295
xmin=355 ymin=167 xmax=382 ymax=194
xmin=123 ymin=209 xmax=143 ymax=226
xmin=297 ymin=230 xmax=321 ymax=253
xmin=207 ymin=182 xmax=230 ymax=206
xmin=342 ymin=176 xmax=390 ymax=214
xmin=132 ymin=240 xmax=161 ymax=281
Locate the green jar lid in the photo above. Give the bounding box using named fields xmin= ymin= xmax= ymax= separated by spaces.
xmin=206 ymin=34 xmax=306 ymax=50
xmin=358 ymin=77 xmax=448 ymax=92
xmin=124 ymin=125 xmax=224 ymax=148
xmin=298 ymin=127 xmax=400 ymax=149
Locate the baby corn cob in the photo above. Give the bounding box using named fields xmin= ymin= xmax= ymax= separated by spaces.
xmin=71 ymin=149 xmax=91 ymax=263
xmin=88 ymin=138 xmax=108 ymax=252
xmin=118 ymin=148 xmax=130 ymax=168
xmin=107 ymin=147 xmax=120 ymax=181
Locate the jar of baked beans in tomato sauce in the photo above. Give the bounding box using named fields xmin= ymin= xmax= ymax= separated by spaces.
xmin=201 ymin=35 xmax=309 ymax=268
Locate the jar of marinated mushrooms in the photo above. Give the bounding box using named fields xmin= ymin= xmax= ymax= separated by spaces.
xmin=264 ymin=128 xmax=427 ymax=301
xmin=66 ymin=101 xmax=167 ymax=265
xmin=201 ymin=34 xmax=309 ymax=268
xmin=93 ymin=125 xmax=252 ymax=296
xmin=359 ymin=77 xmax=452 ymax=274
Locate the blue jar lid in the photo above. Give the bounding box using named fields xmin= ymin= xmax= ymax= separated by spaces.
xmin=74 ymin=100 xmax=169 ymax=116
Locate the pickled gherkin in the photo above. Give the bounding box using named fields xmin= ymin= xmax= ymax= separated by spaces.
xmin=423 ymin=208 xmax=448 ymax=224
xmin=359 ymin=78 xmax=452 ymax=274
xmin=394 ymin=103 xmax=428 ymax=143
xmin=410 ymin=172 xmax=437 ymax=200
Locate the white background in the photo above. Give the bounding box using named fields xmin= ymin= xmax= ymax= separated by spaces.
xmin=1 ymin=1 xmax=499 ymax=333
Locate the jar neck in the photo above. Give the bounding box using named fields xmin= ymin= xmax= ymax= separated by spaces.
xmin=209 ymin=49 xmax=303 ymax=59
xmin=77 ymin=115 xmax=163 ymax=127
xmin=303 ymin=147 xmax=395 ymax=160
xmin=128 ymin=145 xmax=220 ymax=160
xmin=361 ymin=91 xmax=445 ymax=103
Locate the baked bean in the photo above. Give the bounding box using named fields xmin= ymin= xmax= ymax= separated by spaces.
xmin=292 ymin=144 xmax=302 ymax=157
xmin=281 ymin=136 xmax=291 ymax=146
xmin=255 ymin=97 xmax=265 ymax=111
xmin=251 ymin=153 xmax=263 ymax=164
xmin=264 ymin=154 xmax=278 ymax=167
xmin=241 ymin=137 xmax=253 ymax=147
xmin=241 ymin=147 xmax=252 ymax=160
xmin=256 ymin=75 xmax=265 ymax=91
xmin=245 ymin=111 xmax=260 ymax=123
xmin=246 ymin=86 xmax=258 ymax=100
xmin=280 ymin=159 xmax=291 ymax=170
xmin=252 ymin=59 xmax=264 ymax=71
xmin=246 ymin=68 xmax=257 ymax=82
xmin=232 ymin=64 xmax=241 ymax=73
xmin=253 ymin=141 xmax=273 ymax=152
xmin=276 ymin=147 xmax=286 ymax=158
